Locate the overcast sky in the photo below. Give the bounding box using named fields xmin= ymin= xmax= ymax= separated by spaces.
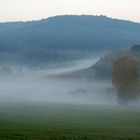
xmin=0 ymin=0 xmax=140 ymax=22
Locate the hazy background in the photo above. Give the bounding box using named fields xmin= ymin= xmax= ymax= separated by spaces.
xmin=0 ymin=0 xmax=140 ymax=106
xmin=0 ymin=57 xmax=117 ymax=105
xmin=0 ymin=0 xmax=140 ymax=22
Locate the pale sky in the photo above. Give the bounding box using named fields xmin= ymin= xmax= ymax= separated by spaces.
xmin=0 ymin=0 xmax=140 ymax=22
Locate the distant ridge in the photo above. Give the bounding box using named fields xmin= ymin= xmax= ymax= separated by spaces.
xmin=1 ymin=15 xmax=140 ymax=24
xmin=0 ymin=15 xmax=140 ymax=66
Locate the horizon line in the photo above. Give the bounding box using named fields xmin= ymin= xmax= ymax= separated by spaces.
xmin=0 ymin=14 xmax=140 ymax=24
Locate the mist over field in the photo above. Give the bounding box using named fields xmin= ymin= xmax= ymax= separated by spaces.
xmin=0 ymin=57 xmax=139 ymax=107
xmin=0 ymin=56 xmax=118 ymax=106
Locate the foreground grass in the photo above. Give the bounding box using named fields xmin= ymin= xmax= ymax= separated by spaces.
xmin=0 ymin=102 xmax=140 ymax=140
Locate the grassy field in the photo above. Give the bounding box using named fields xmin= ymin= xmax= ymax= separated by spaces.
xmin=0 ymin=102 xmax=140 ymax=140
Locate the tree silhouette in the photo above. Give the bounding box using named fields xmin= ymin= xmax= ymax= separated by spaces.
xmin=112 ymin=57 xmax=140 ymax=103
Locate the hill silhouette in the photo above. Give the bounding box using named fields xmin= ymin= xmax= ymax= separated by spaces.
xmin=0 ymin=15 xmax=140 ymax=66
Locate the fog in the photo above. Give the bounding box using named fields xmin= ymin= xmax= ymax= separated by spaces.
xmin=22 ymin=57 xmax=99 ymax=78
xmin=0 ymin=78 xmax=117 ymax=105
xmin=0 ymin=57 xmax=139 ymax=106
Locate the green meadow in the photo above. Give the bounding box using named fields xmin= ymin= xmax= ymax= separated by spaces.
xmin=0 ymin=102 xmax=140 ymax=140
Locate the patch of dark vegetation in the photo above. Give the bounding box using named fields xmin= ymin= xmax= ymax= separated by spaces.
xmin=130 ymin=44 xmax=140 ymax=52
xmin=0 ymin=134 xmax=136 ymax=140
xmin=69 ymin=89 xmax=86 ymax=95
xmin=0 ymin=134 xmax=88 ymax=140
xmin=112 ymin=57 xmax=140 ymax=103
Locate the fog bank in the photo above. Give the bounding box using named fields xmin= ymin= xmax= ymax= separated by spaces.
xmin=0 ymin=57 xmax=139 ymax=106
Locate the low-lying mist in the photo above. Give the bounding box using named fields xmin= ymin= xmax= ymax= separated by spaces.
xmin=0 ymin=78 xmax=116 ymax=105
xmin=0 ymin=57 xmax=139 ymax=106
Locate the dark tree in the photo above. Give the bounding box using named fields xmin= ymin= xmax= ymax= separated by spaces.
xmin=112 ymin=57 xmax=140 ymax=103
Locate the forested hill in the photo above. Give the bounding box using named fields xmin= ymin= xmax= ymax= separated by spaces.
xmin=91 ymin=45 xmax=140 ymax=79
xmin=0 ymin=15 xmax=140 ymax=66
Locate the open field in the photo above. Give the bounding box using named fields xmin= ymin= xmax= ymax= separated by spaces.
xmin=0 ymin=102 xmax=140 ymax=140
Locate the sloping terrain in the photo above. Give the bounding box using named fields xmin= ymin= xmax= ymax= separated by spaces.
xmin=0 ymin=15 xmax=140 ymax=66
xmin=92 ymin=45 xmax=140 ymax=79
xmin=48 ymin=45 xmax=140 ymax=80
